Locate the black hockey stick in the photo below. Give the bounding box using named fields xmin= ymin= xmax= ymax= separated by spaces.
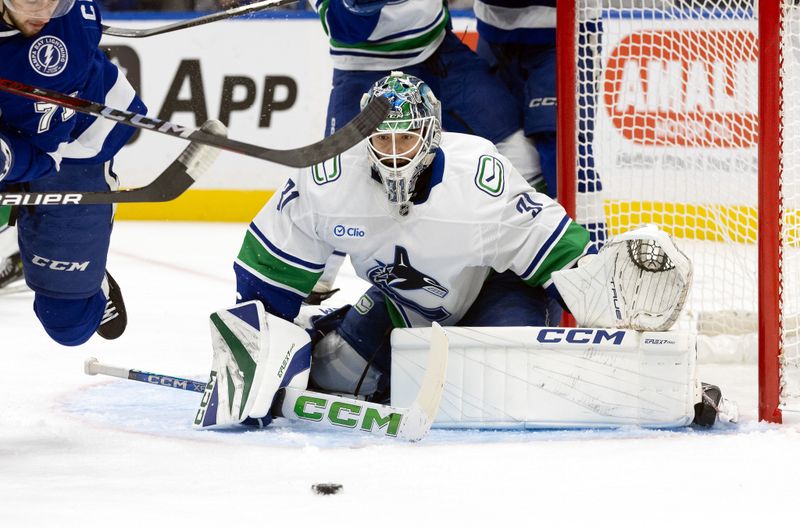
xmin=101 ymin=0 xmax=297 ymax=38
xmin=0 ymin=121 xmax=226 ymax=206
xmin=0 ymin=77 xmax=389 ymax=169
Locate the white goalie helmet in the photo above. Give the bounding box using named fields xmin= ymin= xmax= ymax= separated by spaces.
xmin=360 ymin=71 xmax=442 ymax=211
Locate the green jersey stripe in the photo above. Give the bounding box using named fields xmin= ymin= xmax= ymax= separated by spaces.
xmin=386 ymin=296 xmax=409 ymax=329
xmin=328 ymin=11 xmax=449 ymax=54
xmin=524 ymin=221 xmax=591 ymax=288
xmin=318 ymin=1 xmax=330 ymax=37
xmin=238 ymin=231 xmax=322 ymax=294
xmin=0 ymin=205 xmax=11 ymax=226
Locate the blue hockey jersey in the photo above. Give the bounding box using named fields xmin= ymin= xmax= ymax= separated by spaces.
xmin=0 ymin=0 xmax=146 ymax=184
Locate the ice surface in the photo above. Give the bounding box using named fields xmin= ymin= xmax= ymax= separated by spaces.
xmin=1 ymin=222 xmax=799 ymax=527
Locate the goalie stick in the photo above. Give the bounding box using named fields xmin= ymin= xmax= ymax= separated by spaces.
xmin=0 ymin=77 xmax=390 ymax=169
xmin=0 ymin=120 xmax=225 ymax=206
xmin=83 ymin=323 xmax=449 ymax=441
xmin=102 ymin=0 xmax=297 ymax=38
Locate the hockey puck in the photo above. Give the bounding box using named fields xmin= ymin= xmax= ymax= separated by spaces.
xmin=311 ymin=483 xmax=343 ymax=495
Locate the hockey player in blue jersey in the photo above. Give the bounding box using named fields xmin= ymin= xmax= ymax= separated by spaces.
xmin=306 ymin=0 xmax=544 ymax=302
xmin=474 ymin=0 xmax=558 ymax=198
xmin=0 ymin=0 xmax=145 ymax=345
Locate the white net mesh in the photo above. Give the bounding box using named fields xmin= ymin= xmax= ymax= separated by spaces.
xmin=570 ymin=0 xmax=800 ymax=407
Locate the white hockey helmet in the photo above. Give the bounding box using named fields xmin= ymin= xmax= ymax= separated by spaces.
xmin=3 ymin=0 xmax=75 ymax=20
xmin=360 ymin=72 xmax=442 ymax=210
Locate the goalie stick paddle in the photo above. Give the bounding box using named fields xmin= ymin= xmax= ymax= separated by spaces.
xmin=82 ymin=323 xmax=449 ymax=441
xmin=101 ymin=0 xmax=298 ymax=38
xmin=0 ymin=77 xmax=389 ymax=169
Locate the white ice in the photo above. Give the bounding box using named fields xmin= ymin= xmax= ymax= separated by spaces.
xmin=1 ymin=222 xmax=799 ymax=527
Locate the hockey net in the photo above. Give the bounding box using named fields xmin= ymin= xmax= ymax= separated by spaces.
xmin=557 ymin=0 xmax=800 ymax=420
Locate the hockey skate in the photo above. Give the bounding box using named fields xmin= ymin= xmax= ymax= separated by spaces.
xmin=97 ymin=272 xmax=127 ymax=340
xmin=0 ymin=251 xmax=23 ymax=290
xmin=693 ymin=383 xmax=739 ymax=427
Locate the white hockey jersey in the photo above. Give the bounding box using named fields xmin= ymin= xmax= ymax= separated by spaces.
xmin=309 ymin=0 xmax=448 ymax=71
xmin=238 ymin=132 xmax=592 ymax=327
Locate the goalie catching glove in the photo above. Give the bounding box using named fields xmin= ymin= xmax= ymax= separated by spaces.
xmin=193 ymin=300 xmax=312 ymax=429
xmin=551 ymin=225 xmax=692 ymax=331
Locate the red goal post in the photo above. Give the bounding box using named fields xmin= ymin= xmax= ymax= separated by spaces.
xmin=557 ymin=0 xmax=794 ymax=423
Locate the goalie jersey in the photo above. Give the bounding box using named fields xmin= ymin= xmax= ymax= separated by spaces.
xmin=236 ymin=132 xmax=593 ymax=326
xmin=0 ymin=0 xmax=145 ymax=184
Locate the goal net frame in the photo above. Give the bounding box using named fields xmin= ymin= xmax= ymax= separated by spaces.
xmin=556 ymin=0 xmax=785 ymax=422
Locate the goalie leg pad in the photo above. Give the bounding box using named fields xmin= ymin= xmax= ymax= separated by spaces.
xmin=194 ymin=300 xmax=311 ymax=429
xmin=392 ymin=326 xmax=703 ymax=428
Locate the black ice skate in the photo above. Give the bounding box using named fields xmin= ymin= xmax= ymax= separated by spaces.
xmin=97 ymin=272 xmax=127 ymax=340
xmin=693 ymin=383 xmax=739 ymax=426
xmin=0 ymin=251 xmax=23 ymax=289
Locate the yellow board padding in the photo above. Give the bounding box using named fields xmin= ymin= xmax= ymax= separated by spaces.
xmin=603 ymin=201 xmax=800 ymax=245
xmin=116 ymin=189 xmax=275 ymax=222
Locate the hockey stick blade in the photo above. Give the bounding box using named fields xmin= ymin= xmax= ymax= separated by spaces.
xmin=0 ymin=77 xmax=389 ymax=168
xmin=0 ymin=120 xmax=226 ymax=206
xmin=102 ymin=0 xmax=297 ymax=38
xmin=82 ymin=323 xmax=448 ymax=441
xmin=276 ymin=323 xmax=448 ymax=440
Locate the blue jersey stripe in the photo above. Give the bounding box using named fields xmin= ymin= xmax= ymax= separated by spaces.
xmin=330 ymin=49 xmax=424 ymax=60
xmin=522 ymin=214 xmax=570 ymax=279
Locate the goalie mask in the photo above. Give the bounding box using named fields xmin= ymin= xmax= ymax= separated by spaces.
xmin=360 ymin=72 xmax=442 ymax=211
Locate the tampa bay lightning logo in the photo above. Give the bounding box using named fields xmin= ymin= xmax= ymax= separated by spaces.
xmin=368 ymin=246 xmax=450 ymax=321
xmin=29 ymin=37 xmax=69 ymax=77
xmin=0 ymin=137 xmax=12 ymax=180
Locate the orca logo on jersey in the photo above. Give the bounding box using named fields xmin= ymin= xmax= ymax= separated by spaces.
xmin=369 ymin=247 xmax=448 ymax=299
xmin=368 ymin=246 xmax=451 ymax=322
xmin=29 ymin=37 xmax=69 ymax=77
